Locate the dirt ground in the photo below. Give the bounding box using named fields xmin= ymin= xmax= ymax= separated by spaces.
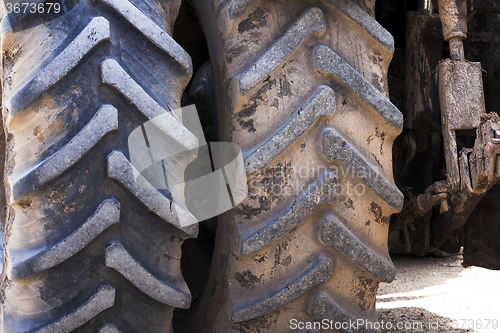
xmin=376 ymin=254 xmax=500 ymax=332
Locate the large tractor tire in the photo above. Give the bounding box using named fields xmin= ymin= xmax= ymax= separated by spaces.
xmin=181 ymin=0 xmax=404 ymax=331
xmin=0 ymin=0 xmax=197 ymax=332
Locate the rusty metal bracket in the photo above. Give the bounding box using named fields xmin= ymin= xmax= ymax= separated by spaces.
xmin=438 ymin=59 xmax=487 ymax=192
xmin=469 ymin=116 xmax=500 ymax=191
xmin=432 ymin=0 xmax=500 ymax=247
xmin=392 ymin=1 xmax=500 ymax=254
xmin=390 ymin=180 xmax=449 ymax=234
xmin=432 ymin=118 xmax=500 ymax=247
xmin=437 ymin=0 xmax=486 ymax=192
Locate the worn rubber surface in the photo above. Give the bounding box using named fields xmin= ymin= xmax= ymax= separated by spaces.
xmin=0 ymin=0 xmax=196 ymax=332
xmin=182 ymin=0 xmax=403 ymax=332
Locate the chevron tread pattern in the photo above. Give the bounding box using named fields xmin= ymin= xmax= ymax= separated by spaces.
xmin=6 ymin=17 xmax=111 ymax=115
xmin=1 ymin=0 xmax=194 ymax=331
xmin=187 ymin=0 xmax=402 ymax=331
xmin=231 ymin=256 xmax=333 ymax=322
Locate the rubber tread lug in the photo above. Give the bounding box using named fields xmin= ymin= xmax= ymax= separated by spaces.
xmin=8 ymin=199 xmax=120 ymax=280
xmin=240 ymin=172 xmax=338 ymax=255
xmin=320 ymin=215 xmax=395 ymax=282
xmin=314 ymin=45 xmax=403 ymax=131
xmin=101 ymin=59 xmax=197 ymax=151
xmin=105 ymin=242 xmax=190 ymax=308
xmin=245 ymin=86 xmax=335 ymax=174
xmin=107 ymin=150 xmax=197 ymax=235
xmin=321 ymin=0 xmax=394 ymax=52
xmin=309 ymin=295 xmax=378 ymax=333
xmin=11 ymin=104 xmax=118 ymax=201
xmin=239 ymin=7 xmax=325 ymax=92
xmin=323 ymin=129 xmax=403 ymax=211
xmin=226 ymin=0 xmax=254 ymax=17
xmin=99 ymin=323 xmax=122 ymax=333
xmin=7 ymin=17 xmax=110 ymax=115
xmin=32 ymin=285 xmax=115 ymax=333
xmin=100 ymin=0 xmax=192 ymax=71
xmin=231 ymin=256 xmax=333 ymax=322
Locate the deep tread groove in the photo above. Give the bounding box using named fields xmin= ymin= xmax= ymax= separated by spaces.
xmin=8 ymin=199 xmax=121 ymax=280
xmin=105 ymin=242 xmax=190 ymax=308
xmin=100 ymin=59 xmax=197 ymax=151
xmin=7 ymin=17 xmax=111 ymax=115
xmin=33 ymin=285 xmax=116 ymax=333
xmin=238 ymin=7 xmax=326 ymax=92
xmin=107 ymin=150 xmax=197 ymax=234
xmin=99 ymin=0 xmax=192 ymax=71
xmin=11 ymin=104 xmax=119 ymax=201
xmin=244 ymin=86 xmax=336 ymax=175
xmin=231 ymin=256 xmax=333 ymax=322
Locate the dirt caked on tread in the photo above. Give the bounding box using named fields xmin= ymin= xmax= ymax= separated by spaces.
xmin=0 ymin=0 xmax=196 ymax=332
xmin=182 ymin=0 xmax=403 ymax=332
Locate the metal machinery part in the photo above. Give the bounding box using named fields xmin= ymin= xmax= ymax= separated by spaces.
xmin=390 ymin=0 xmax=500 ymax=268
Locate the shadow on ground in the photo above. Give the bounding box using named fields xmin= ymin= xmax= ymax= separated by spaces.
xmin=378 ymin=254 xmax=465 ymax=296
xmin=378 ymin=307 xmax=472 ymax=333
xmin=377 ymin=253 xmax=500 ymax=332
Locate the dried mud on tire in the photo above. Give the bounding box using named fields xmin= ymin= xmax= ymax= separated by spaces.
xmin=178 ymin=0 xmax=404 ymax=332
